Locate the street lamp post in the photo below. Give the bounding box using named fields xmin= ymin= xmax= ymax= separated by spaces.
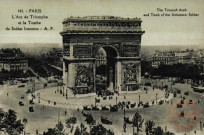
xmin=37 ymin=92 xmax=40 ymax=103
xmin=123 ymin=104 xmax=126 ymax=133
xmin=66 ymin=89 xmax=68 ymax=99
xmin=116 ymin=97 xmax=118 ymax=105
xmin=156 ymin=93 xmax=158 ymax=104
xmin=63 ymin=86 xmax=64 ymax=96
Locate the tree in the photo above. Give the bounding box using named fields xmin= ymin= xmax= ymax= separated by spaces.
xmin=90 ymin=124 xmax=114 ymax=135
xmin=85 ymin=115 xmax=95 ymax=126
xmin=43 ymin=122 xmax=64 ymax=135
xmin=1 ymin=109 xmax=24 ymax=135
xmin=43 ymin=128 xmax=60 ymax=135
xmin=66 ymin=117 xmax=77 ymax=127
xmin=145 ymin=120 xmax=155 ymax=135
xmin=152 ymin=126 xmax=163 ymax=135
xmin=55 ymin=121 xmax=64 ymax=132
xmin=74 ymin=125 xmax=89 ymax=135
xmin=132 ymin=111 xmax=144 ymax=134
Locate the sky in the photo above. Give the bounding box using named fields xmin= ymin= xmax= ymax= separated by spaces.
xmin=0 ymin=0 xmax=203 ymax=46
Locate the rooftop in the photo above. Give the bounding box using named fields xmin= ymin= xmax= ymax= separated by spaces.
xmin=63 ymin=16 xmax=142 ymax=23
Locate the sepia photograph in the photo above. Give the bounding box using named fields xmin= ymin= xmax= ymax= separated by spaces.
xmin=0 ymin=0 xmax=204 ymax=135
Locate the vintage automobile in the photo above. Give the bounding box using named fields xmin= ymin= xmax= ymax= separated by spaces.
xmin=173 ymin=92 xmax=177 ymax=97
xmin=29 ymin=100 xmax=34 ymax=104
xmin=21 ymin=95 xmax=24 ymax=99
xmin=82 ymin=111 xmax=91 ymax=117
xmin=177 ymin=103 xmax=183 ymax=108
xmin=103 ymin=96 xmax=107 ymax=100
xmin=110 ymin=105 xmax=118 ymax=112
xmin=180 ymin=111 xmax=184 ymax=117
xmin=19 ymin=101 xmax=24 ymax=106
xmin=124 ymin=117 xmax=132 ymax=124
xmin=95 ymin=98 xmax=100 ymax=103
xmin=180 ymin=99 xmax=184 ymax=104
xmin=189 ymin=100 xmax=193 ymax=104
xmin=83 ymin=105 xmax=92 ymax=111
xmin=18 ymin=85 xmax=25 ymax=88
xmin=130 ymin=102 xmax=136 ymax=108
xmin=143 ymin=102 xmax=150 ymax=108
xmin=138 ymin=101 xmax=144 ymax=107
xmin=101 ymin=117 xmax=112 ymax=125
xmin=159 ymin=100 xmax=164 ymax=105
xmin=184 ymin=91 xmax=189 ymax=96
xmin=29 ymin=107 xmax=34 ymax=112
xmin=177 ymin=89 xmax=181 ymax=94
xmin=92 ymin=106 xmax=100 ymax=111
xmin=26 ymin=89 xmax=31 ymax=93
xmin=101 ymin=106 xmax=109 ymax=111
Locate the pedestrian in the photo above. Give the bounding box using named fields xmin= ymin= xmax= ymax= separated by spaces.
xmin=65 ymin=110 xmax=67 ymax=115
xmin=7 ymin=93 xmax=8 ymax=96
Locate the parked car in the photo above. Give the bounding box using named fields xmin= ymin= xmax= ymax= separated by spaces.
xmin=177 ymin=89 xmax=181 ymax=94
xmin=26 ymin=89 xmax=31 ymax=93
xmin=18 ymin=85 xmax=25 ymax=88
xmin=21 ymin=95 xmax=24 ymax=99
xmin=29 ymin=100 xmax=34 ymax=104
xmin=92 ymin=106 xmax=99 ymax=111
xmin=83 ymin=106 xmax=91 ymax=111
xmin=173 ymin=92 xmax=177 ymax=97
xmin=184 ymin=91 xmax=189 ymax=96
xmin=180 ymin=100 xmax=184 ymax=104
xmin=103 ymin=96 xmax=107 ymax=100
xmin=159 ymin=100 xmax=164 ymax=105
xmin=19 ymin=101 xmax=24 ymax=106
xmin=101 ymin=117 xmax=112 ymax=125
xmin=143 ymin=102 xmax=150 ymax=108
xmin=124 ymin=117 xmax=132 ymax=124
xmin=180 ymin=111 xmax=184 ymax=117
xmin=177 ymin=104 xmax=183 ymax=108
xmin=101 ymin=106 xmax=109 ymax=111
xmin=95 ymin=98 xmax=100 ymax=103
xmin=130 ymin=103 xmax=136 ymax=108
xmin=110 ymin=105 xmax=118 ymax=112
xmin=82 ymin=111 xmax=91 ymax=117
xmin=29 ymin=107 xmax=34 ymax=112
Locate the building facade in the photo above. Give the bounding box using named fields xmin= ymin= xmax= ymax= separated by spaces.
xmin=0 ymin=48 xmax=28 ymax=72
xmin=152 ymin=55 xmax=177 ymax=68
xmin=60 ymin=16 xmax=145 ymax=94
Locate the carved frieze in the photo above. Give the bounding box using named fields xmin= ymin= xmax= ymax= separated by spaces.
xmin=73 ymin=45 xmax=92 ymax=57
xmin=123 ymin=45 xmax=140 ymax=57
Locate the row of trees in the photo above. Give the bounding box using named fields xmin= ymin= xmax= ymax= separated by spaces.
xmin=142 ymin=61 xmax=204 ymax=82
xmin=43 ymin=111 xmax=174 ymax=135
xmin=130 ymin=111 xmax=174 ymax=135
xmin=27 ymin=57 xmax=62 ymax=77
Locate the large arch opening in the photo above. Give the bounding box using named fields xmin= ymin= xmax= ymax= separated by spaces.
xmin=94 ymin=46 xmax=118 ymax=95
